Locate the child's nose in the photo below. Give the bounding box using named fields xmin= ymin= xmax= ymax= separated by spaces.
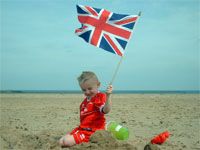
xmin=85 ymin=90 xmax=90 ymax=94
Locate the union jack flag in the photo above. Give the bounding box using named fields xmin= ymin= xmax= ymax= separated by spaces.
xmin=75 ymin=5 xmax=139 ymax=56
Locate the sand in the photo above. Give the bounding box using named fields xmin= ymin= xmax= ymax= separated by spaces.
xmin=0 ymin=94 xmax=199 ymax=150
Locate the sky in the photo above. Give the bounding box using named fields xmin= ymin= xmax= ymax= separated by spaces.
xmin=1 ymin=0 xmax=199 ymax=91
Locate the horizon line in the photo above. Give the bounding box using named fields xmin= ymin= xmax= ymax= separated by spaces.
xmin=1 ymin=90 xmax=199 ymax=94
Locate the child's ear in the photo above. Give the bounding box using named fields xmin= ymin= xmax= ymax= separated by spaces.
xmin=97 ymin=82 xmax=101 ymax=87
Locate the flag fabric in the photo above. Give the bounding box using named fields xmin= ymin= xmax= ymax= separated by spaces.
xmin=75 ymin=5 xmax=139 ymax=56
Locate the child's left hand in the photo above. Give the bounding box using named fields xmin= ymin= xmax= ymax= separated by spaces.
xmin=106 ymin=84 xmax=113 ymax=94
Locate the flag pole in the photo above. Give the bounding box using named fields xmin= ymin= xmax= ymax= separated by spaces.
xmin=110 ymin=11 xmax=142 ymax=85
xmin=110 ymin=56 xmax=124 ymax=85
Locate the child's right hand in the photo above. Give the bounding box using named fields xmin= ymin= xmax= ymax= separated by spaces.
xmin=106 ymin=84 xmax=113 ymax=94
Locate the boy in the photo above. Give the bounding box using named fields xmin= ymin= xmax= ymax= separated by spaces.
xmin=59 ymin=71 xmax=113 ymax=147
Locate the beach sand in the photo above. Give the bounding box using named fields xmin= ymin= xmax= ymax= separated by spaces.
xmin=0 ymin=94 xmax=199 ymax=150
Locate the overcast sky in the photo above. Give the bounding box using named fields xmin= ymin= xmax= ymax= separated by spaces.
xmin=1 ymin=0 xmax=199 ymax=91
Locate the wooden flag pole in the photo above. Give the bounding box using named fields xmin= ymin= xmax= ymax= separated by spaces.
xmin=110 ymin=56 xmax=124 ymax=85
xmin=109 ymin=11 xmax=142 ymax=85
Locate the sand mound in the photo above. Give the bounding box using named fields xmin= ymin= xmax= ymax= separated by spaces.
xmin=1 ymin=126 xmax=136 ymax=150
xmin=70 ymin=130 xmax=137 ymax=150
xmin=0 ymin=126 xmax=62 ymax=150
xmin=144 ymin=143 xmax=160 ymax=150
xmin=1 ymin=125 xmax=160 ymax=150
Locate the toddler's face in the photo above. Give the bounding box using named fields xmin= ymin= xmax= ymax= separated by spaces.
xmin=80 ymin=78 xmax=100 ymax=98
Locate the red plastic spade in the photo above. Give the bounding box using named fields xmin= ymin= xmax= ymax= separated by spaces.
xmin=151 ymin=131 xmax=169 ymax=144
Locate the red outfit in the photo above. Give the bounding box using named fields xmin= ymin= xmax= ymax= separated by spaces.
xmin=70 ymin=92 xmax=106 ymax=144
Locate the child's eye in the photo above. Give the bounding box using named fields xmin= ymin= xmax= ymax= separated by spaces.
xmin=88 ymin=88 xmax=92 ymax=90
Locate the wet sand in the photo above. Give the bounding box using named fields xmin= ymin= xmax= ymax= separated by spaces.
xmin=0 ymin=94 xmax=199 ymax=150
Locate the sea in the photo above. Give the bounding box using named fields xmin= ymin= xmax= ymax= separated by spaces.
xmin=1 ymin=90 xmax=199 ymax=94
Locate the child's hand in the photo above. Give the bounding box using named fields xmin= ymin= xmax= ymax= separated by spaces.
xmin=106 ymin=84 xmax=113 ymax=94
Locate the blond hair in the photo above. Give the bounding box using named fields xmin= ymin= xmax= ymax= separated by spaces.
xmin=77 ymin=71 xmax=99 ymax=85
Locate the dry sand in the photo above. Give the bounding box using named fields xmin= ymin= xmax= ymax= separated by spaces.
xmin=0 ymin=94 xmax=199 ymax=150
